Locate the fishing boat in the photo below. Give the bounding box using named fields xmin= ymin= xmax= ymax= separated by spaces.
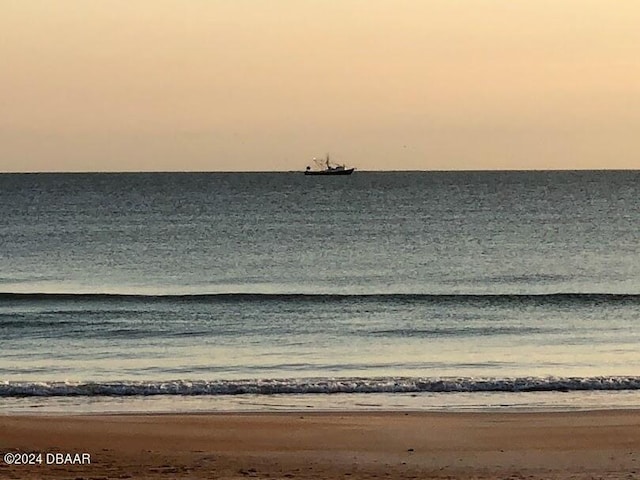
xmin=304 ymin=155 xmax=354 ymax=175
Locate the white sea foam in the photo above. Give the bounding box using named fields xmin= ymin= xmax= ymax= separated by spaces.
xmin=2 ymin=376 xmax=640 ymax=397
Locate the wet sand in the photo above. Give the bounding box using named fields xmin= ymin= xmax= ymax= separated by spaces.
xmin=1 ymin=410 xmax=640 ymax=479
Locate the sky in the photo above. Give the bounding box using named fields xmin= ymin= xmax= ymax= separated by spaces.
xmin=1 ymin=0 xmax=639 ymax=172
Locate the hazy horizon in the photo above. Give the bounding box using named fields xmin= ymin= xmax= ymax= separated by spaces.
xmin=3 ymin=167 xmax=640 ymax=174
xmin=2 ymin=1 xmax=640 ymax=173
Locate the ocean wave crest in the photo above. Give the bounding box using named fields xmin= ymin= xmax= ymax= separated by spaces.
xmin=2 ymin=292 xmax=640 ymax=305
xmin=2 ymin=376 xmax=640 ymax=397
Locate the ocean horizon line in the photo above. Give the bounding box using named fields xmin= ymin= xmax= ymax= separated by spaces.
xmin=2 ymin=168 xmax=640 ymax=175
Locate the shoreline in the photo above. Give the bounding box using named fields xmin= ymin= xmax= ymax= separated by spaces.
xmin=2 ymin=410 xmax=639 ymax=479
xmin=4 ymin=389 xmax=640 ymax=416
xmin=3 ymin=406 xmax=640 ymax=416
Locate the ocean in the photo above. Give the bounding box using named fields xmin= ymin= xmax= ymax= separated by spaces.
xmin=1 ymin=170 xmax=639 ymax=413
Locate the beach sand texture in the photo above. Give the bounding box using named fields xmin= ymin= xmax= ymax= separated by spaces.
xmin=2 ymin=411 xmax=640 ymax=479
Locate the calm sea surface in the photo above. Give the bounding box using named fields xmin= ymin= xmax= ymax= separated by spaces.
xmin=1 ymin=171 xmax=639 ymax=412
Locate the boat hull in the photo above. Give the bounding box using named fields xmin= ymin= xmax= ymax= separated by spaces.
xmin=304 ymin=168 xmax=355 ymax=176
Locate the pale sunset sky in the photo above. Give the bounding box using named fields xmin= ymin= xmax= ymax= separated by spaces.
xmin=2 ymin=1 xmax=639 ymax=172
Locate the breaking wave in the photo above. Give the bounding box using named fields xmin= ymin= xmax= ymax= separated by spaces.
xmin=2 ymin=376 xmax=640 ymax=397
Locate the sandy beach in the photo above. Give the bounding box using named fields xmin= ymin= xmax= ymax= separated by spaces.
xmin=1 ymin=410 xmax=639 ymax=479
